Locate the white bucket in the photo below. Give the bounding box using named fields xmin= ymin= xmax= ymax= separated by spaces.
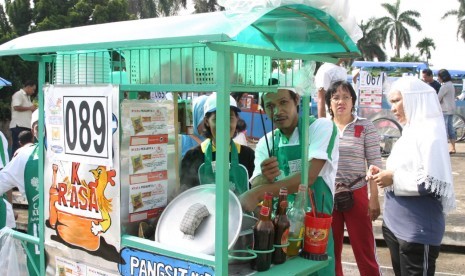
xmin=55 ymin=50 xmax=111 ymax=85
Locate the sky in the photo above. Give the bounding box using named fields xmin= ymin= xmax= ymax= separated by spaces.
xmin=180 ymin=0 xmax=465 ymax=70
xmin=349 ymin=0 xmax=465 ymax=70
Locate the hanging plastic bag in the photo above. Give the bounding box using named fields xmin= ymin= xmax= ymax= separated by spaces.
xmin=0 ymin=227 xmax=29 ymax=276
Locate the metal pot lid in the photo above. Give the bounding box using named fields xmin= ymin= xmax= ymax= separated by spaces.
xmin=155 ymin=184 xmax=243 ymax=255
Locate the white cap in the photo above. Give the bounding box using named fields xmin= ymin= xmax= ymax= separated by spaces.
xmin=203 ymin=93 xmax=241 ymax=116
xmin=31 ymin=109 xmax=39 ymax=128
xmin=278 ymin=87 xmax=297 ymax=94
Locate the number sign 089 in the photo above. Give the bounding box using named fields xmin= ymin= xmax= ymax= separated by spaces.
xmin=64 ymin=96 xmax=109 ymax=159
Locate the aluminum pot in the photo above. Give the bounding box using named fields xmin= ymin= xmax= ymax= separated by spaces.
xmin=228 ymin=214 xmax=258 ymax=264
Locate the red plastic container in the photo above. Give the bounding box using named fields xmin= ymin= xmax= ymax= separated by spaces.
xmin=303 ymin=212 xmax=332 ymax=254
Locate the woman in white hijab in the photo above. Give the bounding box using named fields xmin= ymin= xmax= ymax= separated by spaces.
xmin=368 ymin=76 xmax=456 ymax=276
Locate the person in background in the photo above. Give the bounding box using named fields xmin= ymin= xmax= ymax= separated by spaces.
xmin=437 ymin=69 xmax=457 ymax=154
xmin=325 ymin=80 xmax=382 ymax=276
xmin=180 ymin=95 xmax=208 ymax=158
xmin=9 ymin=80 xmax=37 ymax=157
xmin=0 ymin=110 xmax=40 ymax=274
xmin=368 ymin=77 xmax=456 ymax=276
xmin=233 ymin=118 xmax=248 ymax=146
xmin=13 ymin=130 xmax=34 ymax=157
xmin=456 ymin=79 xmax=465 ymax=100
xmin=240 ymin=87 xmax=339 ymax=276
xmin=180 ymin=93 xmax=255 ymax=195
xmin=231 ymin=92 xmax=247 ymax=108
xmin=231 ymin=92 xmax=259 ymax=109
xmin=422 ymin=68 xmax=441 ymax=93
xmin=314 ymin=58 xmax=349 ymax=118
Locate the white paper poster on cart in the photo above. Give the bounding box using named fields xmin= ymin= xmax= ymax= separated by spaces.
xmin=55 ymin=256 xmax=119 ymax=276
xmin=44 ymin=85 xmax=121 ymax=275
xmin=128 ymin=106 xmax=168 ymax=136
xmin=122 ymin=102 xmax=169 ymax=223
xmin=359 ymin=71 xmax=385 ymax=108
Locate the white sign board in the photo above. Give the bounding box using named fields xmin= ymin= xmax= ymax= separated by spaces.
xmin=44 ymin=85 xmax=121 ymax=274
xmin=359 ymin=71 xmax=385 ymax=108
xmin=45 ymin=85 xmax=113 ymax=166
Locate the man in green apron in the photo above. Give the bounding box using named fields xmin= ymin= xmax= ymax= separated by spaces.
xmin=240 ymin=87 xmax=339 ymax=275
xmin=0 ymin=110 xmax=40 ymax=275
xmin=0 ymin=129 xmax=15 ymax=230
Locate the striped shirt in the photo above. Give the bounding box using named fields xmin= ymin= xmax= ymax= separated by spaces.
xmin=336 ymin=116 xmax=382 ymax=190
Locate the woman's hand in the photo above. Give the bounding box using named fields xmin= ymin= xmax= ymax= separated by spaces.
xmin=366 ymin=165 xmax=380 ymax=180
xmin=372 ymin=170 xmax=394 ymax=188
xmin=368 ymin=195 xmax=380 ymax=221
xmin=260 ymin=157 xmax=280 ymax=183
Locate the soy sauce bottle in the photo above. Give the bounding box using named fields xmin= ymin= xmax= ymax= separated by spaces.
xmin=273 ymin=199 xmax=290 ymax=264
xmin=251 ymin=192 xmax=275 ymax=272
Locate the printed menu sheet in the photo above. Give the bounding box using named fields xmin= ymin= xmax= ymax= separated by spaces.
xmin=126 ymin=104 xmax=169 ymax=222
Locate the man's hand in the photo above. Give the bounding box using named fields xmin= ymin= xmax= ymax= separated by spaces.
xmin=260 ymin=157 xmax=280 ymax=183
xmin=239 ymin=189 xmax=260 ymax=213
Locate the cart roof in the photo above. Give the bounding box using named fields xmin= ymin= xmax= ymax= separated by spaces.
xmin=0 ymin=3 xmax=361 ymax=57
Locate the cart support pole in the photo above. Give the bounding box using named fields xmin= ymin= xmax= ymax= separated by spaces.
xmin=215 ymin=51 xmax=231 ymax=275
xmin=38 ymin=58 xmax=46 ymax=276
xmin=300 ymin=92 xmax=310 ymax=187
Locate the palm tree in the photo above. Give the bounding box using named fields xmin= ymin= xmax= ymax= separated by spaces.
xmin=374 ymin=0 xmax=421 ymax=58
xmin=193 ymin=0 xmax=223 ymax=13
xmin=442 ymin=0 xmax=465 ymax=42
xmin=416 ymin=37 xmax=436 ymax=65
xmin=356 ymin=18 xmax=387 ymax=61
xmin=127 ymin=0 xmax=187 ymax=18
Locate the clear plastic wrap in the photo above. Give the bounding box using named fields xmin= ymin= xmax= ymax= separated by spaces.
xmin=296 ymin=61 xmax=317 ymax=97
xmin=0 ymin=228 xmax=28 ymax=276
xmin=217 ymin=0 xmax=362 ymax=42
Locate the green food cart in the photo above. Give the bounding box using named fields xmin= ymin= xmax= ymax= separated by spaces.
xmin=0 ymin=1 xmax=361 ymax=275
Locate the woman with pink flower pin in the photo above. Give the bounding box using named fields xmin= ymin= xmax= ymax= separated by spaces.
xmin=325 ymin=80 xmax=383 ymax=276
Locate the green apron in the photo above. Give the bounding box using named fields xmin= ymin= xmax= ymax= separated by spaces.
xmin=273 ymin=117 xmax=336 ymax=276
xmin=198 ymin=140 xmax=249 ymax=196
xmin=24 ymin=144 xmax=40 ymax=276
xmin=0 ymin=135 xmax=8 ymax=229
xmin=0 ymin=194 xmax=7 ymax=229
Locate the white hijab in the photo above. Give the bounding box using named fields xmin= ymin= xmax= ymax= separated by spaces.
xmin=386 ymin=76 xmax=456 ymax=213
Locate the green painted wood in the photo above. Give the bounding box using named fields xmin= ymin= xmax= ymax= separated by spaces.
xmin=38 ymin=59 xmax=46 ymax=276
xmin=214 ymin=51 xmax=232 ymax=276
xmin=3 ymin=228 xmax=40 ymax=244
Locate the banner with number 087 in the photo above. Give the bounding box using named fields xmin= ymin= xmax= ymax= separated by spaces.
xmin=44 ymin=85 xmax=114 ymax=167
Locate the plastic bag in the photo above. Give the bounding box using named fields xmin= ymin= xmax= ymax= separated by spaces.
xmin=217 ymin=0 xmax=362 ymax=42
xmin=0 ymin=227 xmax=29 ymax=276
